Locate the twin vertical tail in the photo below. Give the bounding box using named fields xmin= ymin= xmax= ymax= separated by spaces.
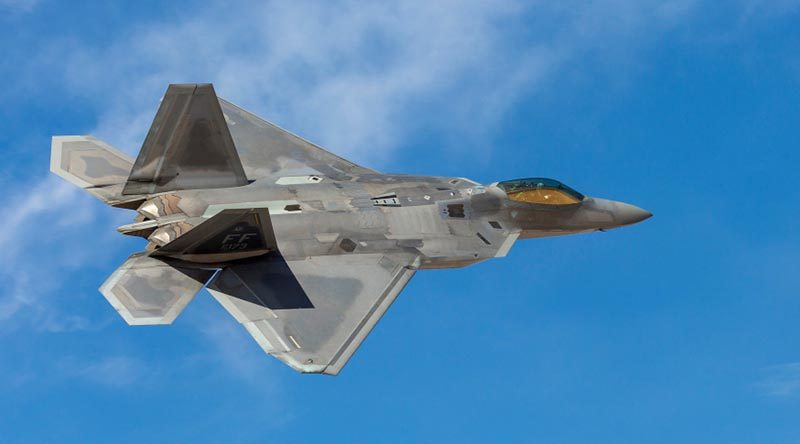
xmin=50 ymin=84 xmax=251 ymax=325
xmin=50 ymin=84 xmax=248 ymax=207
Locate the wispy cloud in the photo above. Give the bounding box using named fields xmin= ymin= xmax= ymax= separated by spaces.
xmin=55 ymin=1 xmax=549 ymax=160
xmin=66 ymin=355 xmax=154 ymax=388
xmin=30 ymin=0 xmax=702 ymax=162
xmin=0 ymin=0 xmax=713 ymax=387
xmin=0 ymin=178 xmax=86 ymax=256
xmin=0 ymin=353 xmax=154 ymax=391
xmin=0 ymin=0 xmax=38 ymax=13
xmin=189 ymin=309 xmax=284 ymax=386
xmin=0 ymin=177 xmax=122 ymax=332
xmin=739 ymin=0 xmax=800 ymax=20
xmin=3 ymin=0 xmax=701 ymax=331
xmin=8 ymin=0 xmax=793 ymax=384
xmin=755 ymin=363 xmax=800 ymax=397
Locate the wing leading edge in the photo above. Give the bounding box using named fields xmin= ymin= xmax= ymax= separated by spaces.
xmin=112 ymin=82 xmax=375 ymax=196
xmin=208 ymin=253 xmax=419 ymax=375
xmin=219 ymin=98 xmax=377 ymax=179
xmin=83 ymin=83 xmax=402 ymax=375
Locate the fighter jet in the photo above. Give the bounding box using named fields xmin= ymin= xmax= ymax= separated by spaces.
xmin=50 ymin=84 xmax=650 ymax=375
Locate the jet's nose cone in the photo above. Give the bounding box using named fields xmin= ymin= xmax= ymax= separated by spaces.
xmin=613 ymin=202 xmax=652 ymax=226
xmin=577 ymin=198 xmax=651 ymax=230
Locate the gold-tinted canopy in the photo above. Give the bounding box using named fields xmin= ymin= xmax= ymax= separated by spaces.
xmin=498 ymin=178 xmax=584 ymax=206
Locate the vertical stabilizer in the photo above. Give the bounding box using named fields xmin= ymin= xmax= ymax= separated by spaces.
xmin=123 ymin=83 xmax=249 ymax=195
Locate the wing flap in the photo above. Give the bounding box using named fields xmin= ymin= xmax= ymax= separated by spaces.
xmin=208 ymin=253 xmax=418 ymax=375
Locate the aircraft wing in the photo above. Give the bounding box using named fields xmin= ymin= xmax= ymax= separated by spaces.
xmin=116 ymin=83 xmax=374 ymax=195
xmin=219 ymin=98 xmax=378 ymax=180
xmin=207 ymin=252 xmax=419 ymax=375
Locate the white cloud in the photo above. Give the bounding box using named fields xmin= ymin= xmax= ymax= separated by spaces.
xmin=0 ymin=0 xmax=38 ymax=13
xmin=189 ymin=309 xmax=282 ymax=385
xmin=58 ymin=1 xmax=541 ymax=160
xmin=756 ymin=363 xmax=800 ymax=397
xmin=0 ymin=177 xmax=122 ymax=332
xmin=69 ymin=355 xmax=153 ymax=388
xmin=10 ymin=0 xmax=782 ymax=380
xmin=739 ymin=0 xmax=800 ymax=20
xmin=38 ymin=0 xmax=701 ymax=163
xmin=0 ymin=0 xmax=797 ymax=405
xmin=0 ymin=0 xmax=705 ymax=381
xmin=0 ymin=178 xmax=84 ymax=256
xmin=0 ymin=352 xmax=152 ymax=390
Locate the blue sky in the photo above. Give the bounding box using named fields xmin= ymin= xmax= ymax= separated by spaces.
xmin=1 ymin=0 xmax=799 ymax=442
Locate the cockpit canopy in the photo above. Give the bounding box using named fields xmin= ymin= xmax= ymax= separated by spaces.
xmin=497 ymin=178 xmax=585 ymax=205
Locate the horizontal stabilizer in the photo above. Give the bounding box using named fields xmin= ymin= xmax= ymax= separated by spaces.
xmin=100 ymin=253 xmax=215 ymax=325
xmin=123 ymin=84 xmax=249 ymax=195
xmin=50 ymin=136 xmax=137 ymax=206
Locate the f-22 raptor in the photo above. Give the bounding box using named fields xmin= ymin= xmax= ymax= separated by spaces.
xmin=51 ymin=84 xmax=651 ymax=375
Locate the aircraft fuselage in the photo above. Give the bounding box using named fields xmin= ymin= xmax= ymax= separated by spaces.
xmin=126 ymin=173 xmax=651 ymax=269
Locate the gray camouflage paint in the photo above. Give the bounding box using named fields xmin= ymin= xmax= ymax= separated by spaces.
xmin=50 ymin=84 xmax=650 ymax=375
